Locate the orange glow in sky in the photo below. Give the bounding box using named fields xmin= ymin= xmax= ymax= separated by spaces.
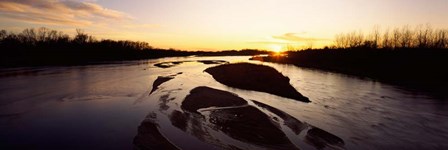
xmin=0 ymin=0 xmax=447 ymax=51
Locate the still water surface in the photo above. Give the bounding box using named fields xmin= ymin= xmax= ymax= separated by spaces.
xmin=0 ymin=56 xmax=447 ymax=149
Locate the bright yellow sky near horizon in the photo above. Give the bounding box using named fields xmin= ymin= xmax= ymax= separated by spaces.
xmin=0 ymin=0 xmax=447 ymax=51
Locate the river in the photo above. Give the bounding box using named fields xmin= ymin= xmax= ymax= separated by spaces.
xmin=1 ymin=56 xmax=447 ymax=149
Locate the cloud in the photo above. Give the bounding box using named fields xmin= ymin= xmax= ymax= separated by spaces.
xmin=272 ymin=33 xmax=329 ymax=42
xmin=0 ymin=0 xmax=132 ymax=26
xmin=249 ymin=33 xmax=330 ymax=45
xmin=122 ymin=24 xmax=161 ymax=29
xmin=247 ymin=41 xmax=293 ymax=45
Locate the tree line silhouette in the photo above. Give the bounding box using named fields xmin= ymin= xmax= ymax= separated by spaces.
xmin=332 ymin=25 xmax=448 ymax=49
xmin=256 ymin=25 xmax=448 ymax=97
xmin=0 ymin=27 xmax=268 ymax=67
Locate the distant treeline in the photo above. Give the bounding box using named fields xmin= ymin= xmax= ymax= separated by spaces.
xmin=0 ymin=27 xmax=268 ymax=67
xmin=332 ymin=25 xmax=448 ymax=49
xmin=255 ymin=25 xmax=448 ymax=96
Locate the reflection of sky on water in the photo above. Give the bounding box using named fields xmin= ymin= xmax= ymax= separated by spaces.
xmin=0 ymin=56 xmax=447 ymax=149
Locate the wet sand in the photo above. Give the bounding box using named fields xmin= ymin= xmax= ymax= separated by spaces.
xmin=139 ymin=84 xmax=345 ymax=149
xmin=150 ymin=76 xmax=174 ymax=94
xmin=181 ymin=86 xmax=247 ymax=113
xmin=177 ymin=86 xmax=300 ymax=149
xmin=253 ymin=100 xmax=344 ymax=149
xmin=150 ymin=72 xmax=182 ymax=94
xmin=139 ymin=61 xmax=344 ymax=149
xmin=134 ymin=119 xmax=179 ymax=150
xmin=205 ymin=63 xmax=310 ymax=102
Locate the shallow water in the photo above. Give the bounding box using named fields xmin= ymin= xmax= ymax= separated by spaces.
xmin=1 ymin=56 xmax=447 ymax=149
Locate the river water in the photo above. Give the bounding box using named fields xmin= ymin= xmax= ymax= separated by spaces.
xmin=0 ymin=56 xmax=447 ymax=149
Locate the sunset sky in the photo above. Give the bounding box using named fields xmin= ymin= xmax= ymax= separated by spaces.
xmin=0 ymin=0 xmax=447 ymax=51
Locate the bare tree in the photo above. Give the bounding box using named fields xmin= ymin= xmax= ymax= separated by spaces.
xmin=74 ymin=29 xmax=88 ymax=44
xmin=392 ymin=27 xmax=402 ymax=49
xmin=369 ymin=25 xmax=381 ymax=48
xmin=415 ymin=24 xmax=434 ymax=48
xmin=47 ymin=30 xmax=58 ymax=41
xmin=334 ymin=33 xmax=348 ymax=48
xmin=20 ymin=28 xmax=38 ymax=45
xmin=399 ymin=25 xmax=414 ymax=48
xmin=36 ymin=27 xmax=49 ymax=42
xmin=433 ymin=29 xmax=448 ymax=48
xmin=382 ymin=28 xmax=391 ymax=49
xmin=348 ymin=31 xmax=364 ymax=48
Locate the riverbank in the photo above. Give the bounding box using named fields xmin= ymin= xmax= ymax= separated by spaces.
xmin=251 ymin=49 xmax=448 ymax=97
xmin=0 ymin=28 xmax=268 ymax=68
xmin=0 ymin=49 xmax=269 ymax=68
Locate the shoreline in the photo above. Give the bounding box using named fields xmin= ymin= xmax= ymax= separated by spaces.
xmin=0 ymin=52 xmax=263 ymax=68
xmin=251 ymin=49 xmax=448 ymax=98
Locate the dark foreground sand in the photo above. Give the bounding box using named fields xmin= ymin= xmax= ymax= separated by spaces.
xmin=133 ymin=86 xmax=344 ymax=149
xmin=181 ymin=86 xmax=247 ymax=113
xmin=180 ymin=86 xmax=299 ymax=149
xmin=205 ymin=63 xmax=310 ymax=102
xmin=253 ymin=100 xmax=345 ymax=149
xmin=149 ymin=72 xmax=182 ymax=94
xmin=133 ymin=119 xmax=179 ymax=150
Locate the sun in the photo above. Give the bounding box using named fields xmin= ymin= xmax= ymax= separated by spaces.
xmin=270 ymin=45 xmax=283 ymax=53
